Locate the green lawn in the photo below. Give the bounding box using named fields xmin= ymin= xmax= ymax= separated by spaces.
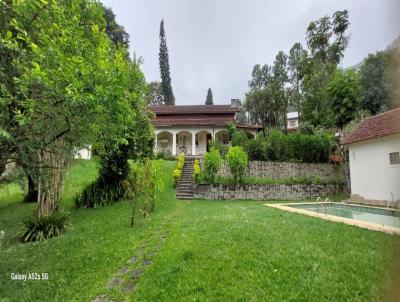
xmin=0 ymin=160 xmax=398 ymax=301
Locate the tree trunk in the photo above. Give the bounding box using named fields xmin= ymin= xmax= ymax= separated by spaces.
xmin=35 ymin=145 xmax=68 ymax=217
xmin=24 ymin=174 xmax=38 ymax=203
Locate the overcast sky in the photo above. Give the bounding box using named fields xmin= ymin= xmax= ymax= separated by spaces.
xmin=101 ymin=0 xmax=400 ymax=105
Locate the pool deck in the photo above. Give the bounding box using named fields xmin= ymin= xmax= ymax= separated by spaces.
xmin=264 ymin=202 xmax=400 ymax=235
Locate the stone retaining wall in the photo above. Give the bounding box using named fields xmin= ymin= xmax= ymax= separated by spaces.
xmin=199 ymin=160 xmax=346 ymax=181
xmin=194 ymin=183 xmax=345 ymax=200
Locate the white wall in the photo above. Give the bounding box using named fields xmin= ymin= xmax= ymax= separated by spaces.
xmin=74 ymin=147 xmax=91 ymax=160
xmin=349 ymin=134 xmax=400 ymax=201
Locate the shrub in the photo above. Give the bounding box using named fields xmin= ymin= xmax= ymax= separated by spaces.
xmin=204 ymin=148 xmax=222 ymax=182
xmin=209 ymin=140 xmax=228 ymax=158
xmin=231 ymin=130 xmax=250 ymax=152
xmin=20 ymin=210 xmax=71 ymax=242
xmin=267 ymin=129 xmax=287 ymax=161
xmin=298 ymin=121 xmax=315 ymax=135
xmin=192 ymin=159 xmax=201 ymax=182
xmin=225 ymin=146 xmax=248 ymax=183
xmin=124 ymin=159 xmax=163 ymax=226
xmin=155 ymin=151 xmax=175 ymax=161
xmin=173 ymin=168 xmax=181 ymax=187
xmin=247 ymin=133 xmax=267 ymax=160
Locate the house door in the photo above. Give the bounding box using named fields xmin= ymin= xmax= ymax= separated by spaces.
xmin=206 ymin=133 xmax=212 ymax=152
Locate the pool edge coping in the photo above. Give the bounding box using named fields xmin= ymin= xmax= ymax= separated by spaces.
xmin=264 ymin=202 xmax=400 ymax=235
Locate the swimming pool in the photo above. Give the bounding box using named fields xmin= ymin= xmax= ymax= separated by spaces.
xmin=265 ymin=202 xmax=400 ymax=235
xmin=288 ymin=203 xmax=400 ymax=228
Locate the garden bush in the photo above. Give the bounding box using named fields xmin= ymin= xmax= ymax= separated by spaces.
xmin=204 ymin=148 xmax=222 ymax=182
xmin=209 ymin=140 xmax=229 ymax=158
xmin=172 ymin=153 xmax=185 ymax=187
xmin=20 ymin=210 xmax=71 ymax=242
xmin=155 ymin=151 xmax=175 ymax=161
xmin=231 ymin=130 xmax=250 ymax=153
xmin=267 ymin=129 xmax=287 ymax=161
xmin=123 ymin=159 xmax=163 ymax=226
xmin=247 ymin=133 xmax=267 ymax=160
xmin=225 ymin=146 xmax=248 ymax=183
xmin=192 ymin=159 xmax=201 ymax=182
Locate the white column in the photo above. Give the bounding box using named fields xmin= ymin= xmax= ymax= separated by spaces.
xmin=172 ymin=132 xmax=177 ymax=156
xmin=192 ymin=132 xmax=196 ymax=155
xmin=154 ymin=133 xmax=158 ymax=153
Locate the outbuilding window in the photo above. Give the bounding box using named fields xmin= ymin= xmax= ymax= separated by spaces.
xmin=389 ymin=152 xmax=400 ymax=165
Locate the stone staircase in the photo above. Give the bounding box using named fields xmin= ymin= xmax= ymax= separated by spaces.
xmin=176 ymin=158 xmax=195 ymax=200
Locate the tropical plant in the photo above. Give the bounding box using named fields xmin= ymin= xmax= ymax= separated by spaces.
xmin=192 ymin=159 xmax=201 ymax=182
xmin=123 ymin=159 xmax=163 ymax=226
xmin=225 ymin=146 xmax=248 ymax=183
xmin=19 ymin=210 xmax=71 ymax=242
xmin=203 ymin=148 xmax=222 ymax=182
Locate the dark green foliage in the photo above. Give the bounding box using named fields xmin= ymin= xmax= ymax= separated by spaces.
xmin=298 ymin=121 xmax=316 ymax=135
xmin=231 ymin=130 xmax=250 ymax=152
xmin=159 ymin=19 xmax=175 ymax=105
xmin=286 ymin=132 xmax=333 ymax=163
xmin=288 ymin=42 xmax=308 ymax=112
xmin=247 ymin=133 xmax=267 ymax=161
xmin=267 ymin=130 xmax=287 ymax=161
xmin=209 ymin=140 xmax=228 ymax=158
xmin=123 ymin=159 xmax=163 ymax=226
xmin=155 ymin=151 xmax=175 ymax=161
xmin=301 ymin=10 xmax=350 ymax=127
xmin=326 ymin=69 xmax=362 ymax=129
xmin=20 ymin=210 xmax=71 ymax=242
xmin=203 ymin=148 xmax=222 ymax=182
xmin=100 ymin=4 xmax=129 ymax=48
xmin=225 ymin=146 xmax=248 ymax=183
xmin=359 ymin=52 xmax=390 ymax=115
xmin=231 ymin=99 xmax=248 ymax=123
xmin=146 ymin=81 xmax=164 ymax=106
xmin=205 ymin=88 xmax=213 ymax=105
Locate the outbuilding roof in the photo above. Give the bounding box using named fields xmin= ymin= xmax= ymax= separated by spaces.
xmin=342 ymin=107 xmax=400 ymax=145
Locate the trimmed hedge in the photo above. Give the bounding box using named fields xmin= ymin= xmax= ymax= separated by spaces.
xmin=231 ymin=129 xmax=334 ymax=163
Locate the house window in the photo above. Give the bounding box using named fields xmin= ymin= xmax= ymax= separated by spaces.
xmin=389 ymin=152 xmax=400 ymax=165
xmin=289 ymin=120 xmax=296 ymax=127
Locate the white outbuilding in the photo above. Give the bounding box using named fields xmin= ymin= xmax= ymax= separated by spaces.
xmin=342 ymin=108 xmax=400 ymax=205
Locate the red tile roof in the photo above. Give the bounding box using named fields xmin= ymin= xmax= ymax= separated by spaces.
xmin=236 ymin=123 xmax=263 ymax=129
xmin=149 ymin=105 xmax=240 ymax=114
xmin=152 ymin=115 xmax=236 ymax=126
xmin=342 ymin=107 xmax=400 ymax=145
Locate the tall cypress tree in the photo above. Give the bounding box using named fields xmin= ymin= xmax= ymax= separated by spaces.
xmin=159 ymin=19 xmax=175 ymax=105
xmin=205 ymin=88 xmax=213 ymax=105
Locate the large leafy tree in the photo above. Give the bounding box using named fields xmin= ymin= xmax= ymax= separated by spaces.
xmin=301 ymin=10 xmax=350 ymax=127
xmin=145 ymin=81 xmax=164 ymax=106
xmin=287 ymin=42 xmax=308 ymax=113
xmin=100 ymin=4 xmax=129 ymax=48
xmin=326 ymin=69 xmax=362 ymax=129
xmin=205 ymin=88 xmax=214 ymax=105
xmin=159 ymin=19 xmax=175 ymax=105
xmin=0 ymin=0 xmax=150 ymax=216
xmin=272 ymin=51 xmax=289 ymax=130
xmin=359 ymin=51 xmax=390 ymax=115
xmin=245 ymin=64 xmax=281 ymax=128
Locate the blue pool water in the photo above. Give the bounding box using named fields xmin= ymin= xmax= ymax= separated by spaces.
xmin=289 ymin=203 xmax=400 ymax=228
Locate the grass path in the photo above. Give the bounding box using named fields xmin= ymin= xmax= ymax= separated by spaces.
xmin=0 ymin=160 xmax=399 ymax=301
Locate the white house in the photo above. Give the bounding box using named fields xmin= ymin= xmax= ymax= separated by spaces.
xmin=342 ymin=108 xmax=400 ymax=204
xmin=287 ymin=111 xmax=299 ymax=132
xmin=149 ymin=105 xmax=261 ymax=156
